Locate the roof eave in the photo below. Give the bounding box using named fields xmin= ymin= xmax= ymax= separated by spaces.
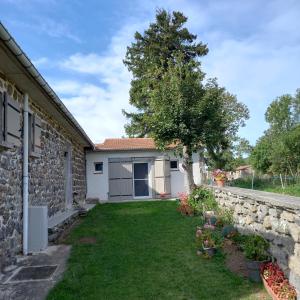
xmin=0 ymin=22 xmax=94 ymax=148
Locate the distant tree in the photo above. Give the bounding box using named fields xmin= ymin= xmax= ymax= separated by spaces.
xmin=265 ymin=90 xmax=300 ymax=134
xmin=251 ymin=89 xmax=300 ymax=176
xmin=250 ymin=135 xmax=273 ymax=174
xmin=207 ymin=138 xmax=252 ymax=171
xmin=123 ymin=9 xmax=249 ymax=192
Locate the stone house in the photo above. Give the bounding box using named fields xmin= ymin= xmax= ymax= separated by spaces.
xmin=0 ymin=23 xmax=94 ymax=270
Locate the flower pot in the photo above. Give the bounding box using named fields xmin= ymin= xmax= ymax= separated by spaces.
xmin=261 ymin=275 xmax=280 ymax=300
xmin=216 ymin=180 xmax=225 ymax=187
xmin=203 ymin=210 xmax=216 ymax=220
xmin=246 ymin=260 xmax=267 ymax=282
xmin=202 ymin=245 xmax=216 ymax=257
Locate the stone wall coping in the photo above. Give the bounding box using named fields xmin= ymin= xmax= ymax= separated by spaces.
xmin=209 ymin=185 xmax=300 ymax=210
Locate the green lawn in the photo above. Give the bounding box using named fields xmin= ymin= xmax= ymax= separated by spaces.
xmin=229 ymin=178 xmax=300 ymax=197
xmin=48 ymin=201 xmax=268 ymax=300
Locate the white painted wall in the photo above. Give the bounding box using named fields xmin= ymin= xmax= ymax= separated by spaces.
xmin=86 ymin=150 xmax=201 ymax=201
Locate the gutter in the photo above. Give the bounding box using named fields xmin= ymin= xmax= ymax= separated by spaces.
xmin=0 ymin=22 xmax=94 ymax=148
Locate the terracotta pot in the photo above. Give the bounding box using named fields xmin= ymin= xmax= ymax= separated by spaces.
xmin=261 ymin=275 xmax=280 ymax=300
xmin=216 ymin=180 xmax=225 ymax=187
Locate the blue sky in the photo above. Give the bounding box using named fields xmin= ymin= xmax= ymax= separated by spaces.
xmin=1 ymin=0 xmax=300 ymax=144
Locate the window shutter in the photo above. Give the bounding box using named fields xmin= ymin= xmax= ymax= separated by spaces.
xmin=6 ymin=93 xmax=21 ymax=146
xmin=0 ymin=92 xmax=4 ymax=143
xmin=154 ymin=157 xmax=171 ymax=198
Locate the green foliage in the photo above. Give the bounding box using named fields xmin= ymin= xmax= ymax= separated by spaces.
xmin=195 ymin=228 xmax=224 ymax=249
xmin=217 ymin=209 xmax=234 ymax=226
xmin=243 ymin=235 xmax=269 ymax=261
xmin=188 ymin=186 xmax=218 ymax=213
xmin=229 ymin=176 xmax=300 ymax=197
xmin=207 ymin=137 xmax=252 ymax=171
xmin=250 ymin=89 xmax=300 ymax=177
xmin=123 ymin=9 xmax=249 ymax=183
xmin=250 ymin=135 xmax=273 ymax=174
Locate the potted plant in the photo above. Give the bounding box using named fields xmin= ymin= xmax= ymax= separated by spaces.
xmin=159 ymin=192 xmax=168 ymax=199
xmin=212 ymin=169 xmax=227 ymax=187
xmin=196 ymin=228 xmax=223 ymax=258
xmin=243 ymin=235 xmax=270 ymax=282
xmin=260 ymin=262 xmax=297 ymax=300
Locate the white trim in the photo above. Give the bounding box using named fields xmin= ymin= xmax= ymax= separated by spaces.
xmin=133 ymin=161 xmax=151 ymax=199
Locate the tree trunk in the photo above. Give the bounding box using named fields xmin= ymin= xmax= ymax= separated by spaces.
xmin=198 ymin=149 xmax=206 ymax=185
xmin=182 ymin=145 xmax=195 ymax=194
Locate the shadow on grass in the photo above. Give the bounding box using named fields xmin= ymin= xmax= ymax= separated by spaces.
xmin=47 ymin=201 xmax=270 ymax=300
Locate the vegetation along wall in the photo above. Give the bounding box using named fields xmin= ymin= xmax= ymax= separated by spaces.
xmin=211 ymin=186 xmax=300 ymax=294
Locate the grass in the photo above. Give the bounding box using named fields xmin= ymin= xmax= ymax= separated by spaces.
xmin=229 ymin=177 xmax=300 ymax=197
xmin=48 ymin=201 xmax=269 ymax=300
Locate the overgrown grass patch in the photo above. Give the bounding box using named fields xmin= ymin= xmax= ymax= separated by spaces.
xmin=230 ymin=177 xmax=300 ymax=197
xmin=48 ymin=201 xmax=269 ymax=300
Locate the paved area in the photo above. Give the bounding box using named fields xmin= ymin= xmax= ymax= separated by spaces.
xmin=0 ymin=245 xmax=71 ymax=300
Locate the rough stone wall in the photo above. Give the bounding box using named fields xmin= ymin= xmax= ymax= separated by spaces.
xmin=28 ymin=101 xmax=87 ymax=216
xmin=0 ymin=77 xmax=87 ymax=270
xmin=211 ymin=186 xmax=300 ymax=294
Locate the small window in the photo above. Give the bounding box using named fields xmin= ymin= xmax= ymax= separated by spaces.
xmin=94 ymin=162 xmax=103 ymax=174
xmin=170 ymin=160 xmax=178 ymax=170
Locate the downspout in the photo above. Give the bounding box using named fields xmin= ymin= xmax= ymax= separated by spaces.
xmin=23 ymin=93 xmax=29 ymax=255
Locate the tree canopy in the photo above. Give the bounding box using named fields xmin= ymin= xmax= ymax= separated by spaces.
xmin=123 ymin=9 xmax=249 ymax=190
xmin=250 ymin=89 xmax=300 ymax=176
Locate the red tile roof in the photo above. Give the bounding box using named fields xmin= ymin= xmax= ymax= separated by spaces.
xmin=95 ymin=138 xmax=176 ymax=151
xmin=236 ymin=165 xmax=252 ymax=171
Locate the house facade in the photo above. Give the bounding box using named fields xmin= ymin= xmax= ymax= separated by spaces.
xmin=86 ymin=138 xmax=204 ymax=201
xmin=0 ymin=23 xmax=93 ymax=270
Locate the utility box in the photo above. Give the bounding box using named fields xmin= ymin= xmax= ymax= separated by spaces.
xmin=28 ymin=206 xmax=48 ymax=252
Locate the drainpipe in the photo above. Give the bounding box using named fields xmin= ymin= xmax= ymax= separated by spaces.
xmin=23 ymin=93 xmax=29 ymax=255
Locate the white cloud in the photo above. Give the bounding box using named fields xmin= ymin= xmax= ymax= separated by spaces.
xmin=55 ymin=23 xmax=149 ymax=143
xmin=32 ymin=57 xmax=49 ymax=67
xmin=53 ymin=0 xmax=300 ymax=144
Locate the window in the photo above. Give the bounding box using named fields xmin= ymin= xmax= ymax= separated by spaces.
xmin=170 ymin=160 xmax=178 ymax=170
xmin=0 ymin=91 xmax=21 ymax=148
xmin=94 ymin=162 xmax=103 ymax=174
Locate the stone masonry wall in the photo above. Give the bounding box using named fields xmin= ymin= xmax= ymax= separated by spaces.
xmin=211 ymin=186 xmax=300 ymax=294
xmin=0 ymin=76 xmax=87 ymax=270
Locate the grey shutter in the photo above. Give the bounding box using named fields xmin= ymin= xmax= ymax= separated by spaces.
xmin=164 ymin=158 xmax=171 ymax=195
xmin=0 ymin=92 xmax=4 ymax=142
xmin=6 ymin=94 xmax=21 ymax=146
xmin=109 ymin=160 xmax=133 ymax=201
xmin=154 ymin=157 xmax=171 ymax=198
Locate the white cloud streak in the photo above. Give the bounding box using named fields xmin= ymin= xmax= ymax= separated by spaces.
xmin=53 ymin=0 xmax=300 ymax=144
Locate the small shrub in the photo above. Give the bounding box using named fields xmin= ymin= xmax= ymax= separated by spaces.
xmin=243 ymin=234 xmax=269 ymax=261
xmin=231 ymin=232 xmax=248 ymax=246
xmin=177 ymin=192 xmax=194 ymax=216
xmin=188 ymin=186 xmax=218 ymax=214
xmin=217 ymin=208 xmax=234 ymax=226
xmin=195 ymin=228 xmax=224 ymax=249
